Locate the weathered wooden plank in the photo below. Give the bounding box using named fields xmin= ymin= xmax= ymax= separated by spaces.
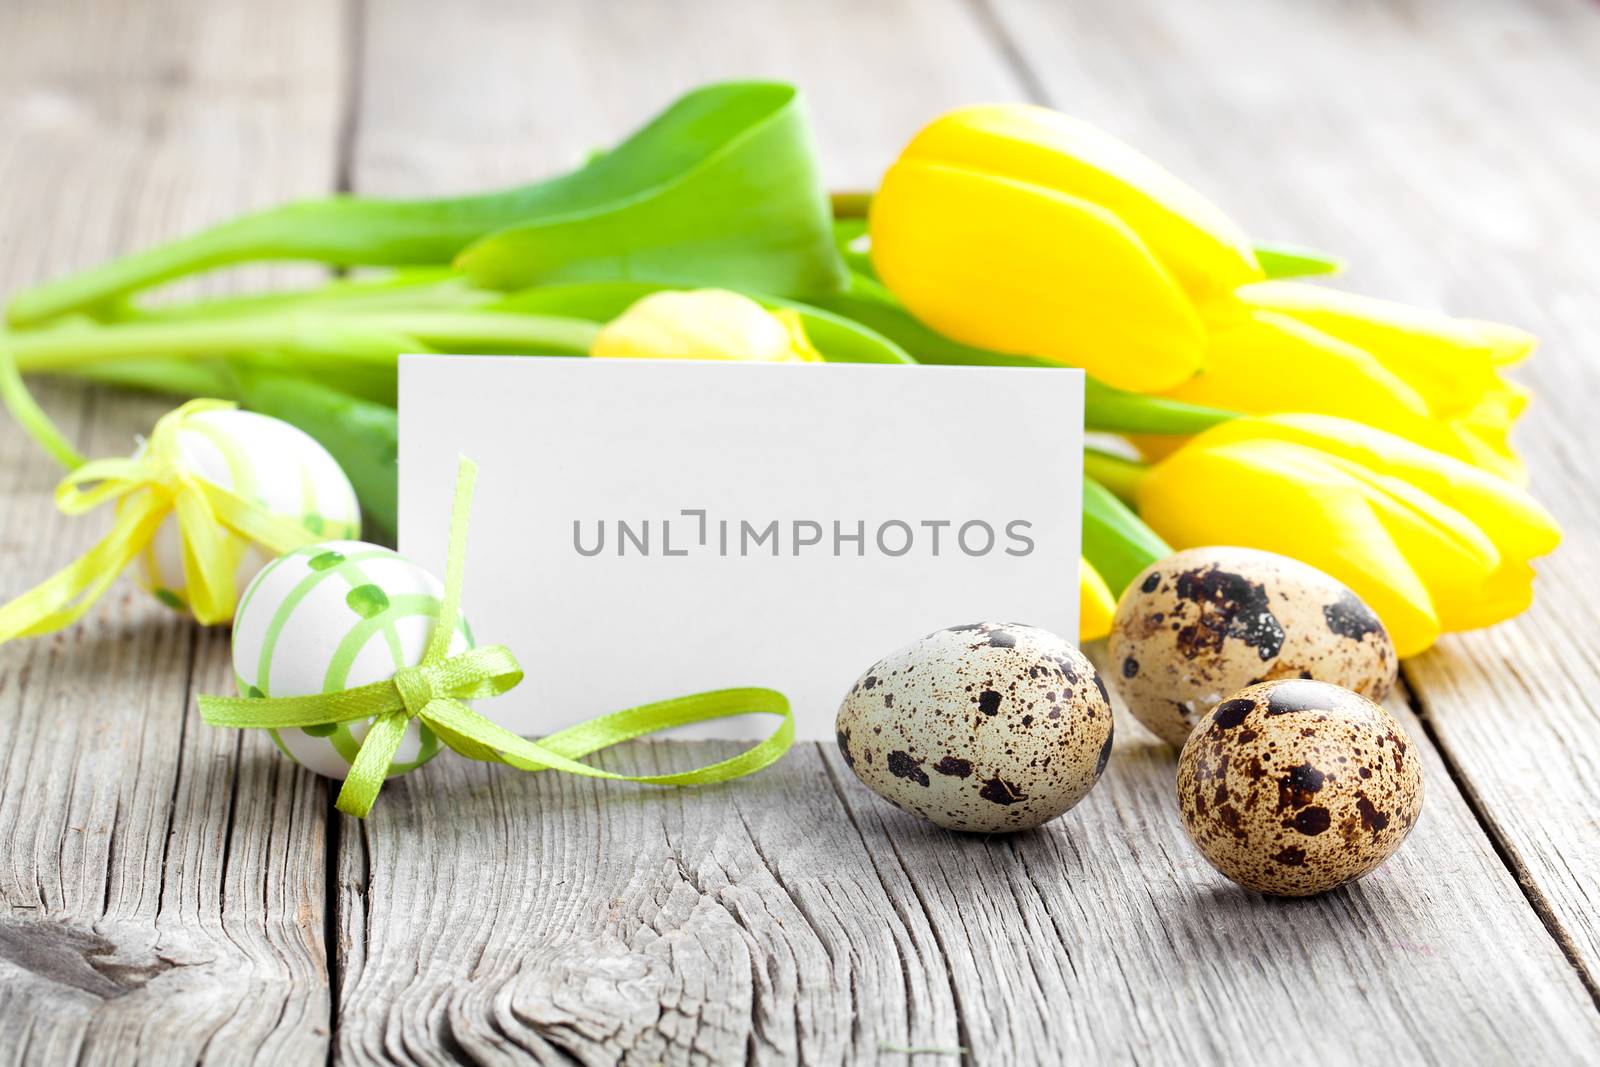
xmin=349 ymin=0 xmax=1023 ymax=195
xmin=337 ymin=0 xmax=1600 ymax=1063
xmin=0 ymin=0 xmax=347 ymax=1061
xmin=337 ymin=744 xmax=968 ymax=1064
xmin=335 ymin=668 xmax=1600 ymax=1063
xmin=337 ymin=0 xmax=1019 ymax=1062
xmin=987 ymin=0 xmax=1600 ymax=995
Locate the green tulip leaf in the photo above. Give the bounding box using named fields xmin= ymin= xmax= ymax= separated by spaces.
xmin=1083 ymin=475 xmax=1169 ymax=597
xmin=9 ymin=82 xmax=845 ymax=327
xmin=831 ymin=219 xmax=877 ymax=280
xmin=1253 ymin=241 xmax=1344 ymax=279
xmin=455 ymin=83 xmax=846 ymax=297
xmin=230 ymin=366 xmax=401 ymax=540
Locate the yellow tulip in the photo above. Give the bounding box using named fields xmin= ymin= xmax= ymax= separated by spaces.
xmin=870 ymin=104 xmax=1262 ymax=392
xmin=1133 ymin=286 xmax=1533 ymax=479
xmin=591 ymin=289 xmax=823 ymax=363
xmin=1136 ymin=414 xmax=1560 ymax=657
xmin=1079 ymin=557 xmax=1116 ymax=642
xmin=870 ymin=106 xmax=1537 ymax=480
xmin=1227 ymin=282 xmax=1532 ymax=481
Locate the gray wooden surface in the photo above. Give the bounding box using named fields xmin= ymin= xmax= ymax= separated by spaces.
xmin=2 ymin=0 xmax=1599 ymax=1063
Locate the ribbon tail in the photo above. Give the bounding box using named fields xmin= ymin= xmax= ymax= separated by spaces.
xmin=182 ymin=481 xmax=325 ymax=624
xmin=427 ymin=719 xmax=502 ymax=764
xmin=204 ymin=481 xmax=327 ymax=556
xmin=424 ymin=688 xmax=796 ymax=786
xmin=335 ymin=709 xmax=411 ymax=818
xmin=424 ymin=457 xmax=477 ymax=664
xmin=172 ymin=480 xmax=245 ymax=626
xmin=0 ymin=494 xmax=167 ymax=643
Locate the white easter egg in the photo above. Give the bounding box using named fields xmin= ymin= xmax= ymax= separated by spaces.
xmin=230 ymin=540 xmax=472 ymax=780
xmin=135 ymin=409 xmax=360 ymax=614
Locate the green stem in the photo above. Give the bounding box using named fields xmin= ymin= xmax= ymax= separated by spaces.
xmin=1083 ymin=378 xmax=1236 ymax=436
xmin=6 ymin=310 xmax=597 ymax=373
xmin=115 ymin=269 xmax=481 ymax=324
xmin=5 ymin=198 xmax=526 ymax=328
xmin=373 ymin=311 xmax=600 ymax=352
xmin=1083 ymin=448 xmax=1149 ymax=507
xmin=1082 ymin=476 xmax=1169 ymax=596
xmin=65 ymin=358 xmax=238 ymax=399
xmin=829 ymin=191 xmax=872 ymax=219
xmin=8 ymin=319 xmax=384 ymax=371
xmin=1253 ymin=241 xmax=1344 ymax=279
xmin=0 ymin=349 xmax=85 ymax=469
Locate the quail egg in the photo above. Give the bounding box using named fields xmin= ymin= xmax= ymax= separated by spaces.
xmin=1109 ymin=547 xmax=1397 ymax=746
xmin=1177 ymin=678 xmax=1424 ymax=896
xmin=835 ymin=622 xmax=1113 ymax=832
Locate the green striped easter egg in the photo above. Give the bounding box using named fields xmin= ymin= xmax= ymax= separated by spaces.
xmin=136 ymin=408 xmax=360 ymax=616
xmin=230 ymin=540 xmax=472 ymax=780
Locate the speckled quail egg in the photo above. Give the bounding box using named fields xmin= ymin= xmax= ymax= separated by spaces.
xmin=1109 ymin=547 xmax=1397 ymax=746
xmin=834 ymin=622 xmax=1114 ymax=833
xmin=1177 ymin=678 xmax=1423 ymax=896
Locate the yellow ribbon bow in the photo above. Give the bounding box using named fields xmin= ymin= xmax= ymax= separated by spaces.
xmin=0 ymin=399 xmax=324 ymax=643
xmin=199 ymin=458 xmax=796 ymax=817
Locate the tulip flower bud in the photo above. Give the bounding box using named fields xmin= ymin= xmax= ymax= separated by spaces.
xmin=870 ymin=104 xmax=1265 ymax=392
xmin=1136 ymin=414 xmax=1560 ymax=656
xmin=1079 ymin=558 xmax=1116 ymax=642
xmin=591 ymin=289 xmax=823 ymax=363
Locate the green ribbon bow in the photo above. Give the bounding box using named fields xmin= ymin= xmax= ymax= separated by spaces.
xmin=198 ymin=457 xmax=796 ymax=817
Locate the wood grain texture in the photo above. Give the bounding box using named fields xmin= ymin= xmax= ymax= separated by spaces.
xmin=333 ymin=659 xmax=1600 ymax=1064
xmin=350 ymin=0 xmax=1023 ymax=196
xmin=0 ymin=0 xmax=345 ymax=1061
xmin=3 ymin=0 xmax=1597 ymax=1062
xmin=333 ymin=0 xmax=1600 ymax=1063
xmin=985 ymin=0 xmax=1600 ymax=994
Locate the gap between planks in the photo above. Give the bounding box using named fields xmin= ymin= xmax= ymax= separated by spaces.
xmin=1404 ymin=684 xmax=1600 ymax=1011
xmin=967 ymin=0 xmax=1600 ymax=1008
xmin=323 ymin=0 xmax=370 ymax=1061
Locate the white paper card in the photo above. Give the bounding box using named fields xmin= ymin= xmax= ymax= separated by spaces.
xmin=398 ymin=357 xmax=1083 ymax=741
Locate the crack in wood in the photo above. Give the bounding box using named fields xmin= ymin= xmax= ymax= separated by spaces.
xmin=1403 ymin=668 xmax=1600 ymax=1011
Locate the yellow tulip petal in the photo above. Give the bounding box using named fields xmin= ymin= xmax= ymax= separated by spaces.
xmin=591 ymin=289 xmax=819 ymax=363
xmin=772 ymin=308 xmax=825 ymax=363
xmin=1241 ymin=280 xmax=1535 ymax=364
xmin=870 ymin=159 xmax=1206 ymax=392
xmin=1445 ymin=559 xmax=1537 ymax=631
xmin=1167 ymin=310 xmax=1469 ymax=459
xmin=1239 ymin=281 xmax=1530 ymax=409
xmin=1128 ymin=433 xmax=1188 ymax=464
xmin=1468 ymin=319 xmax=1539 ymax=366
xmin=1137 ymin=439 xmax=1441 ymax=656
xmin=1195 ymin=414 xmax=1561 ymax=560
xmin=902 ymin=104 xmax=1262 ymax=295
xmin=1321 ymin=455 xmax=1502 ymax=628
xmin=1079 ymin=558 xmax=1116 ymax=642
xmin=1451 ymin=428 xmax=1527 ymax=486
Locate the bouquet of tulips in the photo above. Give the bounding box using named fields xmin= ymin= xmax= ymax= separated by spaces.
xmin=0 ymin=82 xmax=1557 ymax=657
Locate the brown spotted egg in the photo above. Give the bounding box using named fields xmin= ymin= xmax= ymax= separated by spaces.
xmin=834 ymin=622 xmax=1113 ymax=833
xmin=1109 ymin=547 xmax=1397 ymax=746
xmin=1177 ymin=679 xmax=1423 ymax=896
